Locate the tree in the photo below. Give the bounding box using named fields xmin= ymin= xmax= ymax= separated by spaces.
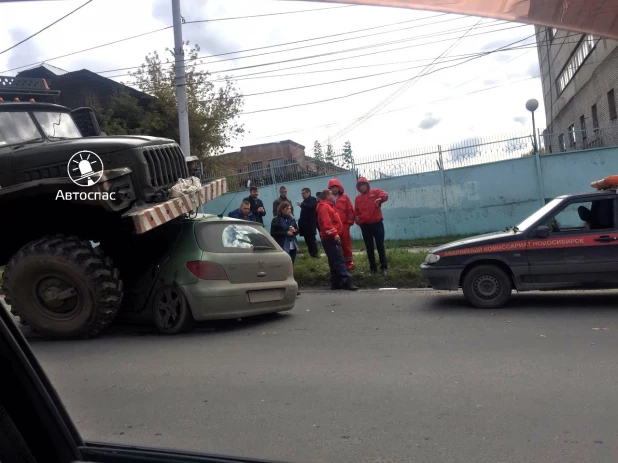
xmin=341 ymin=141 xmax=354 ymax=170
xmin=96 ymin=90 xmax=147 ymax=135
xmin=313 ymin=140 xmax=324 ymax=175
xmin=127 ymin=41 xmax=245 ymax=166
xmin=325 ymin=142 xmax=335 ymax=164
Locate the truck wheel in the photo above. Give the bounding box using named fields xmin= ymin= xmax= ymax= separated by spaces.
xmin=152 ymin=286 xmax=195 ymax=335
xmin=1 ymin=235 xmax=123 ymax=339
xmin=462 ymin=264 xmax=512 ymax=309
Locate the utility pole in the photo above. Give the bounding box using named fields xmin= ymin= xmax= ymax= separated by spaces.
xmin=172 ymin=0 xmax=190 ymax=158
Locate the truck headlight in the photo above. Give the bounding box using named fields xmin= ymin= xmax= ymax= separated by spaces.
xmin=424 ymin=253 xmax=440 ymax=264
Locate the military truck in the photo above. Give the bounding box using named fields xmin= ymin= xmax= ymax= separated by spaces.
xmin=0 ymin=76 xmax=226 ymax=339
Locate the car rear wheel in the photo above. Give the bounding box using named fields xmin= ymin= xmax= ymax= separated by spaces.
xmin=462 ymin=264 xmax=512 ymax=309
xmin=152 ymin=286 xmax=195 ymax=335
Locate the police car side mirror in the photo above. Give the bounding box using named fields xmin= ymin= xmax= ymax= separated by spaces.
xmin=535 ymin=225 xmax=550 ymax=238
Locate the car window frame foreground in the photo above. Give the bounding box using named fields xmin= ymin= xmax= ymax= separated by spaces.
xmin=0 ymin=299 xmax=289 ymax=463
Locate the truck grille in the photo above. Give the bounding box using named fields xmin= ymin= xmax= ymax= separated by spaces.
xmin=143 ymin=144 xmax=189 ymax=188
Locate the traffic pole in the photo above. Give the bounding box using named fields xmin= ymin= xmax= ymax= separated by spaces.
xmin=172 ymin=0 xmax=191 ymax=158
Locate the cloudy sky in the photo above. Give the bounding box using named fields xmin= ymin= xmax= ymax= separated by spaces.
xmin=0 ymin=0 xmax=546 ymax=160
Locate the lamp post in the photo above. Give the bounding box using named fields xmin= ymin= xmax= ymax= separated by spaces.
xmin=526 ymin=98 xmax=545 ymax=207
xmin=526 ymin=98 xmax=539 ymax=153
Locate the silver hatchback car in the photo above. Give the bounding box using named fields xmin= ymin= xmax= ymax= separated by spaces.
xmin=145 ymin=213 xmax=298 ymax=334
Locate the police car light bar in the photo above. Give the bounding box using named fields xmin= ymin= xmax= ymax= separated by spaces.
xmin=591 ymin=175 xmax=618 ymax=190
xmin=0 ymin=76 xmax=60 ymax=96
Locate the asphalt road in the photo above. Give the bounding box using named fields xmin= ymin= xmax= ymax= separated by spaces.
xmin=26 ymin=290 xmax=618 ymax=463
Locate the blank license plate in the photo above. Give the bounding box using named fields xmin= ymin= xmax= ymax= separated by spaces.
xmin=248 ymin=289 xmax=284 ymax=303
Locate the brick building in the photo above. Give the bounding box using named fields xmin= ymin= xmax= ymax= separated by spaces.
xmin=222 ymin=140 xmax=308 ymax=173
xmin=211 ymin=140 xmax=348 ymax=190
xmin=535 ymin=28 xmax=618 ymax=152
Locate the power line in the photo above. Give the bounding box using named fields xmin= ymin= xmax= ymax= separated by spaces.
xmin=201 ymin=53 xmax=485 ymax=102
xmin=239 ymin=52 xmax=515 ymax=115
xmin=240 ymin=74 xmax=542 ymax=142
xmin=0 ymin=0 xmax=93 ymax=56
xmin=104 ymin=21 xmax=525 ymax=81
xmin=202 ymin=31 xmax=564 ymax=83
xmin=1 ymin=2 xmax=366 ymax=74
xmin=1 ymin=25 xmax=174 ymax=74
xmin=38 ymin=39 xmax=546 ymax=101
xmin=331 ymin=18 xmax=485 ymax=141
xmin=183 ymin=4 xmax=356 ymax=23
xmin=96 ymin=14 xmax=469 ymax=76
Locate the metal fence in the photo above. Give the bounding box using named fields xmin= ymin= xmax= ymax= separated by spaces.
xmin=202 ymin=154 xmax=354 ymax=192
xmin=354 ymin=131 xmax=535 ymax=180
xmin=199 ymin=122 xmax=618 ymax=187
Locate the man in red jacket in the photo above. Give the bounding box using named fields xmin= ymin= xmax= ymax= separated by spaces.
xmin=354 ymin=177 xmax=389 ymax=276
xmin=327 ymin=178 xmax=355 ymax=270
xmin=317 ymin=189 xmax=358 ymax=291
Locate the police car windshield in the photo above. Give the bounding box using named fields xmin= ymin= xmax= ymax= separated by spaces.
xmin=34 ymin=111 xmax=82 ymax=139
xmin=516 ymin=198 xmax=564 ymax=231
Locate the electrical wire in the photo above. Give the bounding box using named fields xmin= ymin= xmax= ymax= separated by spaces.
xmin=103 ymin=21 xmax=526 ymax=81
xmin=241 ymin=74 xmax=541 ymax=142
xmin=0 ymin=0 xmax=93 ymax=56
xmin=204 ymin=31 xmax=570 ymax=82
xmin=27 ymin=34 xmax=582 ymax=102
xmin=184 ymin=4 xmax=356 ymax=24
xmin=23 ymin=34 xmax=557 ymax=101
xmin=1 ymin=2 xmax=365 ymax=74
xmin=331 ymin=17 xmax=484 ymax=142
xmin=96 ymin=14 xmax=477 ymax=76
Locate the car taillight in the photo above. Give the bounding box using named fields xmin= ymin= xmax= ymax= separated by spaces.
xmin=186 ymin=261 xmax=228 ymax=280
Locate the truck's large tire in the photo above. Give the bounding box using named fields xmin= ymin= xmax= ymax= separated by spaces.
xmin=1 ymin=235 xmax=123 ymax=339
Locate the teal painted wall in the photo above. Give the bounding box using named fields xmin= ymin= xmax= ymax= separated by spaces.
xmin=202 ymin=147 xmax=618 ymax=241
xmin=201 ymin=172 xmax=358 ymax=241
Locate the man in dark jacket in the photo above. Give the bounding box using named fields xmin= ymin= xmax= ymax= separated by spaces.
xmin=296 ymin=187 xmax=319 ymax=258
xmin=273 ymin=185 xmax=294 ymax=217
xmin=243 ymin=186 xmax=266 ymax=225
xmin=228 ymin=200 xmax=257 ymax=222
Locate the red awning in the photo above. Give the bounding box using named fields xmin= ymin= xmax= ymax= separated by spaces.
xmin=301 ymin=0 xmax=618 ymax=39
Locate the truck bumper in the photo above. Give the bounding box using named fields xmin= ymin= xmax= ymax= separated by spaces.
xmin=123 ymin=178 xmax=227 ymax=234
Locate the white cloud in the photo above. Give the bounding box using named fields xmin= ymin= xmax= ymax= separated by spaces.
xmin=0 ymin=0 xmax=546 ymax=160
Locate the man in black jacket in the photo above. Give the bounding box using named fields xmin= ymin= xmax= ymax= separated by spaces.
xmin=243 ymin=186 xmax=266 ymax=225
xmin=273 ymin=185 xmax=294 ymax=217
xmin=296 ymin=187 xmax=319 ymax=258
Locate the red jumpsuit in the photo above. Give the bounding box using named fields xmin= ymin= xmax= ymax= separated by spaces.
xmin=328 ymin=178 xmax=355 ymax=270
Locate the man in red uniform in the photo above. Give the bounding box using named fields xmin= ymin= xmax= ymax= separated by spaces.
xmin=327 ymin=178 xmax=355 ymax=270
xmin=317 ymin=189 xmax=358 ymax=291
xmin=354 ymin=177 xmax=389 ymax=276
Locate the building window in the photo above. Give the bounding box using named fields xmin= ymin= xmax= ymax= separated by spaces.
xmin=608 ymin=89 xmax=617 ymax=120
xmin=548 ymin=27 xmax=557 ymax=41
xmin=592 ymin=104 xmax=599 ymax=131
xmin=580 ymin=115 xmax=587 ymax=142
xmin=237 ymin=168 xmax=243 ymax=174
xmin=558 ymin=133 xmax=566 ymax=152
xmin=556 ymin=35 xmax=598 ymax=94
xmin=250 ymin=161 xmax=263 ymax=172
xmin=567 ymin=124 xmax=576 ymax=147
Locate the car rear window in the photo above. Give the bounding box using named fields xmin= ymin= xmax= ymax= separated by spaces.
xmin=195 ymin=221 xmax=279 ymax=253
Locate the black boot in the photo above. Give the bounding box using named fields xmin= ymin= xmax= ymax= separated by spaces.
xmin=343 ymin=281 xmax=359 ymax=291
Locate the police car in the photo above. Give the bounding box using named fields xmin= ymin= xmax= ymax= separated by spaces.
xmin=420 ymin=175 xmax=618 ymax=308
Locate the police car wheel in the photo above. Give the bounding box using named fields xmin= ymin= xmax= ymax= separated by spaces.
xmin=462 ymin=265 xmax=512 ymax=309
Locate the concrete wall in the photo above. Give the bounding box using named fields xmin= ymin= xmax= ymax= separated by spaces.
xmin=203 ymin=147 xmax=618 ymax=241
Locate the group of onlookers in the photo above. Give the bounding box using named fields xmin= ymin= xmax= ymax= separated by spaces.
xmin=227 ymin=178 xmax=388 ymax=291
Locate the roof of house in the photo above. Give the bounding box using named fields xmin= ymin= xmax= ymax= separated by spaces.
xmin=16 ymin=63 xmax=69 ymax=77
